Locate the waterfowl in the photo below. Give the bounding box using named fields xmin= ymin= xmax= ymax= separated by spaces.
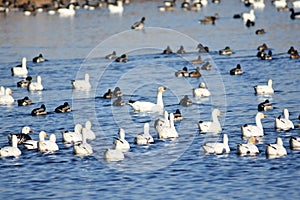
xmin=252 ymin=0 xmax=265 ymax=9
xmin=254 ymin=79 xmax=274 ymax=95
xmin=113 ymin=96 xmax=125 ymax=106
xmin=241 ymin=112 xmax=266 ymax=137
xmin=103 ymin=89 xmax=113 ymax=99
xmin=191 ymin=56 xmax=202 ymax=65
xmin=83 ymin=120 xmax=96 ymax=141
xmin=292 ymin=1 xmax=300 ymax=8
xmin=245 ymin=19 xmax=255 ymax=27
xmin=179 ymin=95 xmax=193 ymax=107
xmin=173 ymin=109 xmax=183 ymax=121
xmin=199 ymin=14 xmax=218 ymax=25
xmin=189 ymin=67 xmax=201 ymax=77
xmin=255 ymin=29 xmax=265 ymax=35
xmin=260 ymin=50 xmax=272 ymax=60
xmin=257 ymin=43 xmax=268 ymax=51
xmin=57 ymin=4 xmax=75 ymax=16
xmin=289 ymin=136 xmax=300 ymax=150
xmin=104 ymin=148 xmax=125 ymax=161
xmin=290 ymin=50 xmax=300 ymax=59
xmin=17 ymin=76 xmax=33 ymax=88
xmin=158 ymin=5 xmax=176 ymax=11
xmin=176 ymin=45 xmax=186 ymax=54
xmin=202 ymin=134 xmax=230 ymax=154
xmin=0 ymin=87 xmax=14 ymax=104
xmin=175 ymin=67 xmax=189 ymax=77
xmin=219 ymin=46 xmax=232 ymax=55
xmin=31 ymin=104 xmax=47 ymax=116
xmin=275 ymin=108 xmax=294 ymax=131
xmin=7 ymin=126 xmax=33 ymax=145
xmin=55 ymin=102 xmax=71 ymax=113
xmin=198 ymin=109 xmax=222 ymax=133
xmin=193 ymin=82 xmax=211 ymax=97
xmin=201 ymin=61 xmax=212 ymax=70
xmin=105 ymin=51 xmax=117 ymax=59
xmin=0 ymin=135 xmax=21 ymax=158
xmin=17 ymin=96 xmax=32 ymax=106
xmin=32 ymin=53 xmax=47 ymax=63
xmin=73 ymin=128 xmax=93 ymax=156
xmin=196 ymin=43 xmax=209 ymax=53
xmin=154 ymin=110 xmax=170 ymax=134
xmin=257 ymin=99 xmax=273 ymax=111
xmin=230 ymin=64 xmax=243 ymax=75
xmin=156 ymin=113 xmax=178 ymax=139
xmin=11 ymin=57 xmax=28 ymax=76
xmin=237 ymin=137 xmax=260 ymax=155
xmin=71 ymin=73 xmax=91 ymax=91
xmin=128 ymin=86 xmax=167 ymax=113
xmin=134 ymin=123 xmax=154 ymax=145
xmin=38 ymin=131 xmax=59 ymax=153
xmin=272 ymin=0 xmax=287 ymax=8
xmin=163 ymin=46 xmax=173 ymax=54
xmin=242 ymin=9 xmax=255 ymax=22
xmin=108 ymin=0 xmax=124 ymax=14
xmin=131 ymin=17 xmax=145 ymax=30
xmin=115 ymin=54 xmax=128 ymax=62
xmin=266 ymin=137 xmax=287 ymax=158
xmin=113 ymin=128 xmax=130 ymax=152
xmin=28 ymin=75 xmax=43 ymax=91
xmin=61 ymin=124 xmax=83 ymax=143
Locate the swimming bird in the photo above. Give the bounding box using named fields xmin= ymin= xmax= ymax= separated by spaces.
xmin=266 ymin=137 xmax=287 ymax=158
xmin=230 ymin=64 xmax=243 ymax=75
xmin=252 ymin=0 xmax=265 ymax=9
xmin=0 ymin=87 xmax=14 ymax=104
xmin=131 ymin=17 xmax=145 ymax=30
xmin=134 ymin=123 xmax=154 ymax=145
xmin=156 ymin=113 xmax=178 ymax=139
xmin=83 ymin=120 xmax=96 ymax=141
xmin=290 ymin=50 xmax=300 ymax=59
xmin=191 ymin=56 xmax=202 ymax=65
xmin=115 ymin=54 xmax=128 ymax=62
xmin=31 ymin=104 xmax=47 ymax=116
xmin=55 ymin=102 xmax=71 ymax=113
xmin=7 ymin=126 xmax=33 ymax=145
xmin=289 ymin=136 xmax=300 ymax=150
xmin=260 ymin=50 xmax=272 ymax=60
xmin=219 ymin=46 xmax=232 ymax=55
xmin=290 ymin=8 xmax=300 ymax=19
xmin=237 ymin=137 xmax=259 ymax=155
xmin=245 ymin=19 xmax=255 ymax=27
xmin=113 ymin=96 xmax=125 ymax=106
xmin=163 ymin=46 xmax=173 ymax=54
xmin=198 ymin=109 xmax=222 ymax=133
xmin=105 ymin=51 xmax=117 ymax=59
xmin=275 ymin=108 xmax=294 ymax=131
xmin=179 ymin=95 xmax=193 ymax=107
xmin=17 ymin=76 xmax=33 ymax=88
xmin=189 ymin=67 xmax=201 ymax=77
xmin=154 ymin=110 xmax=170 ymax=134
xmin=0 ymin=135 xmax=21 ymax=158
xmin=128 ymin=86 xmax=167 ymax=113
xmin=201 ymin=61 xmax=212 ymax=70
xmin=272 ymin=0 xmax=287 ymax=8
xmin=175 ymin=67 xmax=189 ymax=77
xmin=28 ymin=75 xmax=43 ymax=91
xmin=71 ymin=73 xmax=91 ymax=91
xmin=61 ymin=124 xmax=83 ymax=143
xmin=113 ymin=128 xmax=130 ymax=152
xmin=193 ymin=82 xmax=211 ymax=97
xmin=108 ymin=0 xmax=123 ymax=14
xmin=199 ymin=14 xmax=218 ymax=25
xmin=57 ymin=4 xmax=75 ymax=16
xmin=242 ymin=9 xmax=255 ymax=22
xmin=257 ymin=43 xmax=268 ymax=51
xmin=254 ymin=79 xmax=274 ymax=95
xmin=73 ymin=127 xmax=93 ymax=156
xmin=32 ymin=53 xmax=47 ymax=63
xmin=11 ymin=57 xmax=28 ymax=76
xmin=176 ymin=45 xmax=186 ymax=54
xmin=104 ymin=147 xmax=125 ymax=161
xmin=173 ymin=109 xmax=183 ymax=121
xmin=255 ymin=29 xmax=265 ymax=35
xmin=17 ymin=96 xmax=32 ymax=106
xmin=241 ymin=112 xmax=266 ymax=137
xmin=196 ymin=43 xmax=209 ymax=53
xmin=257 ymin=99 xmax=273 ymax=111
xmin=202 ymin=134 xmax=230 ymax=154
xmin=38 ymin=131 xmax=59 ymax=153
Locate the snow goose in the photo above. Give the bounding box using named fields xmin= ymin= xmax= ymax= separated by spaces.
xmin=237 ymin=137 xmax=259 ymax=155
xmin=83 ymin=120 xmax=96 ymax=140
xmin=252 ymin=0 xmax=265 ymax=9
xmin=73 ymin=128 xmax=93 ymax=156
xmin=131 ymin=17 xmax=145 ymax=30
xmin=193 ymin=82 xmax=211 ymax=97
xmin=8 ymin=126 xmax=33 ymax=145
xmin=289 ymin=136 xmax=300 ymax=150
xmin=241 ymin=112 xmax=266 ymax=137
xmin=31 ymin=104 xmax=47 ymax=116
xmin=272 ymin=0 xmax=287 ymax=8
xmin=242 ymin=9 xmax=255 ymax=22
xmin=0 ymin=135 xmax=21 ymax=158
xmin=54 ymin=102 xmax=71 ymax=113
xmin=155 ymin=110 xmax=170 ymax=131
xmin=230 ymin=64 xmax=243 ymax=75
xmin=11 ymin=57 xmax=28 ymax=76
xmin=108 ymin=0 xmax=123 ymax=14
xmin=274 ymin=108 xmax=294 ymax=130
xmin=292 ymin=1 xmax=300 ymax=8
xmin=71 ymin=73 xmax=91 ymax=91
xmin=202 ymin=134 xmax=230 ymax=154
xmin=104 ymin=148 xmax=125 ymax=162
xmin=128 ymin=86 xmax=167 ymax=113
xmin=257 ymin=99 xmax=273 ymax=111
xmin=134 ymin=123 xmax=154 ymax=145
xmin=17 ymin=76 xmax=33 ymax=88
xmin=113 ymin=128 xmax=130 ymax=152
xmin=0 ymin=87 xmax=14 ymax=104
xmin=198 ymin=109 xmax=222 ymax=133
xmin=61 ymin=124 xmax=83 ymax=143
xmin=38 ymin=131 xmax=59 ymax=153
xmin=266 ymin=137 xmax=287 ymax=158
xmin=17 ymin=96 xmax=32 ymax=106
xmin=28 ymin=75 xmax=43 ymax=91
xmin=254 ymin=79 xmax=274 ymax=95
xmin=58 ymin=4 xmax=75 ymax=16
xmin=156 ymin=113 xmax=178 ymax=139
xmin=32 ymin=53 xmax=47 ymax=63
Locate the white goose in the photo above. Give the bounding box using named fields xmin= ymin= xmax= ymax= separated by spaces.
xmin=252 ymin=0 xmax=265 ymax=9
xmin=254 ymin=79 xmax=274 ymax=95
xmin=274 ymin=108 xmax=294 ymax=131
xmin=11 ymin=57 xmax=28 ymax=76
xmin=83 ymin=120 xmax=96 ymax=140
xmin=73 ymin=127 xmax=93 ymax=156
xmin=104 ymin=148 xmax=125 ymax=162
xmin=156 ymin=113 xmax=178 ymax=139
xmin=0 ymin=135 xmax=21 ymax=158
xmin=289 ymin=136 xmax=300 ymax=150
xmin=71 ymin=73 xmax=91 ymax=91
xmin=58 ymin=4 xmax=75 ymax=16
xmin=154 ymin=110 xmax=170 ymax=131
xmin=61 ymin=124 xmax=83 ymax=143
xmin=28 ymin=75 xmax=43 ymax=91
xmin=237 ymin=137 xmax=259 ymax=155
xmin=193 ymin=82 xmax=211 ymax=97
xmin=128 ymin=86 xmax=167 ymax=114
xmin=272 ymin=0 xmax=287 ymax=8
xmin=0 ymin=87 xmax=14 ymax=105
xmin=134 ymin=123 xmax=154 ymax=145
xmin=113 ymin=128 xmax=130 ymax=152
xmin=266 ymin=137 xmax=287 ymax=158
xmin=38 ymin=131 xmax=59 ymax=153
xmin=108 ymin=0 xmax=123 ymax=14
xmin=202 ymin=134 xmax=230 ymax=154
xmin=242 ymin=9 xmax=255 ymax=22
xmin=241 ymin=112 xmax=266 ymax=137
xmin=198 ymin=109 xmax=222 ymax=133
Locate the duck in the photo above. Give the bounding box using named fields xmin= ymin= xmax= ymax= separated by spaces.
xmin=104 ymin=148 xmax=125 ymax=162
xmin=113 ymin=128 xmax=130 ymax=152
xmin=156 ymin=113 xmax=179 ymax=139
xmin=105 ymin=51 xmax=117 ymax=59
xmin=17 ymin=76 xmax=33 ymax=88
xmin=191 ymin=56 xmax=202 ymax=65
xmin=198 ymin=109 xmax=222 ymax=133
xmin=103 ymin=87 xmax=122 ymax=99
xmin=266 ymin=137 xmax=287 ymax=158
xmin=179 ymin=95 xmax=193 ymax=107
xmin=17 ymin=96 xmax=32 ymax=106
xmin=193 ymin=82 xmax=211 ymax=97
xmin=219 ymin=46 xmax=232 ymax=55
xmin=289 ymin=136 xmax=300 ymax=150
xmin=199 ymin=15 xmax=217 ymax=25
xmin=202 ymin=134 xmax=230 ymax=154
xmin=290 ymin=8 xmax=300 ymax=19
xmin=83 ymin=120 xmax=96 ymax=141
xmin=288 ymin=46 xmax=296 ymax=54
xmin=108 ymin=0 xmax=124 ymax=14
xmin=255 ymin=29 xmax=265 ymax=35
xmin=128 ymin=86 xmax=167 ymax=113
xmin=290 ymin=50 xmax=300 ymax=59
xmin=184 ymin=2 xmax=202 ymax=11
xmin=131 ymin=16 xmax=145 ymax=30
xmin=0 ymin=87 xmax=14 ymax=104
xmin=73 ymin=128 xmax=93 ymax=156
xmin=254 ymin=79 xmax=274 ymax=95
xmin=158 ymin=5 xmax=176 ymax=11
xmin=38 ymin=131 xmax=59 ymax=153
xmin=32 ymin=53 xmax=47 ymax=63
xmin=163 ymin=46 xmax=173 ymax=54
xmin=176 ymin=45 xmax=186 ymax=54
xmin=173 ymin=109 xmax=183 ymax=121
xmin=11 ymin=57 xmax=28 ymax=76
xmin=189 ymin=67 xmax=201 ymax=78
xmin=28 ymin=75 xmax=43 ymax=91
xmin=31 ymin=104 xmax=47 ymax=116
xmin=260 ymin=50 xmax=272 ymax=60
xmin=196 ymin=43 xmax=209 ymax=53
xmin=241 ymin=112 xmax=266 ymax=137
xmin=230 ymin=64 xmax=243 ymax=75
xmin=115 ymin=54 xmax=128 ymax=62
xmin=134 ymin=123 xmax=154 ymax=145
xmin=0 ymin=135 xmax=21 ymax=158
xmin=113 ymin=96 xmax=125 ymax=106
xmin=54 ymin=102 xmax=71 ymax=113
xmin=237 ymin=137 xmax=260 ymax=155
xmin=7 ymin=126 xmax=33 ymax=145
xmin=201 ymin=61 xmax=212 ymax=70
xmin=274 ymin=108 xmax=294 ymax=131
xmin=257 ymin=99 xmax=273 ymax=111
xmin=175 ymin=67 xmax=189 ymax=77
xmin=103 ymin=89 xmax=113 ymax=99
xmin=245 ymin=19 xmax=255 ymax=27
xmin=257 ymin=43 xmax=268 ymax=51
xmin=57 ymin=4 xmax=75 ymax=16
xmin=71 ymin=73 xmax=91 ymax=91
xmin=61 ymin=124 xmax=83 ymax=143
xmin=242 ymin=9 xmax=255 ymax=22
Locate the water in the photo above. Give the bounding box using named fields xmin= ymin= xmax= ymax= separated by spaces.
xmin=1 ymin=1 xmax=300 ymax=199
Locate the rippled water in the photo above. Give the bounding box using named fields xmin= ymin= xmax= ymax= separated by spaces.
xmin=1 ymin=1 xmax=300 ymax=199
